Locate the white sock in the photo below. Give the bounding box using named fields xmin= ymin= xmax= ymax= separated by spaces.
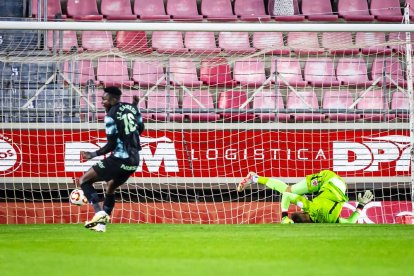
xmin=252 ymin=175 xmax=259 ymax=183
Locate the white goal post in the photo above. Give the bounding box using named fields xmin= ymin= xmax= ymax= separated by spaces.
xmin=0 ymin=18 xmax=413 ymax=224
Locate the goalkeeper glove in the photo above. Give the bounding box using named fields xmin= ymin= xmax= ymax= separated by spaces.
xmin=281 ymin=216 xmax=294 ymax=224
xmin=357 ymin=190 xmax=374 ymax=209
xmin=81 ymin=151 xmax=97 ymax=161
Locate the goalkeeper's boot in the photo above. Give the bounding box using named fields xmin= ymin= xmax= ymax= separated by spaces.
xmin=237 ymin=172 xmax=257 ymax=192
xmin=281 ymin=216 xmax=294 ymax=224
xmin=89 ymin=222 xmax=106 ymax=233
xmin=84 ymin=211 xmax=110 ymax=229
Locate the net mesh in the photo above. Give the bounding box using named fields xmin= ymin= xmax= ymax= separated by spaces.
xmin=0 ymin=20 xmax=412 ymax=224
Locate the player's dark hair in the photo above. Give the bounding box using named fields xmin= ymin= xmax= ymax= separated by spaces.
xmin=104 ymin=86 xmax=122 ymax=101
xmin=291 ymin=212 xmax=313 ymax=223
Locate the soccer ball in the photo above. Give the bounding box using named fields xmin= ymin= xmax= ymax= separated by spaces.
xmin=70 ymin=189 xmax=88 ymax=206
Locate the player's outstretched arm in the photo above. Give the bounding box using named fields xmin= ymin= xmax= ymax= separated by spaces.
xmin=338 ymin=190 xmax=374 ymax=223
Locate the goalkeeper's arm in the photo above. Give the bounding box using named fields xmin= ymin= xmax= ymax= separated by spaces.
xmin=338 ymin=190 xmax=374 ymax=224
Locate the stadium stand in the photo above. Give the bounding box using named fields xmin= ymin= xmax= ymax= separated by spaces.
xmin=166 ymin=0 xmax=204 ymax=21
xmin=252 ymin=32 xmax=290 ymax=55
xmin=370 ymin=0 xmax=404 ymax=22
xmin=32 ymin=0 xmax=67 ymax=19
xmin=134 ymin=0 xmax=171 ymax=20
xmin=391 ymin=90 xmax=410 ymax=120
xmin=219 ymin=32 xmax=256 ymax=54
xmin=355 ymin=32 xmax=392 ymax=55
xmin=147 ymin=90 xmax=184 ymax=122
xmin=81 ymin=31 xmax=114 ymax=51
xmin=356 ymin=90 xmax=396 ymax=121
xmin=184 ymin=32 xmax=221 ymax=54
xmin=286 ymin=91 xmax=326 ymax=122
xmin=116 ymin=31 xmax=152 ymax=54
xmin=66 ymin=0 xmax=103 ymax=21
xmin=63 ymin=60 xmax=98 ymax=86
xmin=322 ymin=90 xmax=361 ymax=121
xmin=96 ymin=57 xmax=134 ymax=87
xmin=388 ymin=32 xmax=414 ymax=53
xmin=271 ymin=57 xmax=308 ymax=87
xmin=253 ymin=89 xmax=289 ymax=122
xmin=336 ymin=58 xmax=373 ymax=87
xmin=287 ymin=32 xmax=325 ymax=55
xmin=268 ymin=0 xmax=305 ymax=21
xmin=0 ymin=0 xmax=25 ymax=17
xmin=321 ymin=32 xmax=360 ymax=55
xmin=201 ymin=0 xmax=238 ymax=21
xmin=0 ymin=18 xmax=39 ymax=53
xmin=47 ymin=30 xmax=81 ymax=52
xmin=234 ymin=0 xmax=271 ymax=21
xmin=199 ymin=58 xmax=238 ymax=87
xmin=152 ymin=31 xmax=188 ymax=54
xmin=132 ymin=60 xmax=167 ymax=87
xmin=337 ymin=0 xmax=374 ymax=22
xmin=100 ymin=0 xmax=137 ymax=21
xmin=233 ymin=59 xmax=267 ymax=87
xmin=182 ymin=90 xmax=220 ymax=121
xmin=371 ymin=57 xmax=406 ymax=88
xmin=304 ymin=58 xmax=341 ymax=87
xmin=301 ymin=0 xmax=338 ymax=21
xmin=217 ymin=90 xmax=255 ymax=121
xmin=169 ymin=58 xmax=203 ymax=87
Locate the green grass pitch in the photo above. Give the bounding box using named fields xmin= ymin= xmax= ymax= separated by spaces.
xmin=1 ymin=224 xmax=414 ymax=276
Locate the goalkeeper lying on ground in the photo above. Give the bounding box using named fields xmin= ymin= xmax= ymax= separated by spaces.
xmin=237 ymin=170 xmax=374 ymax=223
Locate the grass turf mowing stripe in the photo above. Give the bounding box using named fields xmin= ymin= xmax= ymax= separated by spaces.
xmin=1 ymin=224 xmax=414 ymax=276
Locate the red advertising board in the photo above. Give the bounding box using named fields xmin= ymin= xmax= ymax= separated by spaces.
xmin=0 ymin=129 xmax=410 ymax=178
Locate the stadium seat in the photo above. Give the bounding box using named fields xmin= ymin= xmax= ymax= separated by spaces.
xmin=286 ymin=91 xmax=325 ymax=122
xmin=96 ymin=57 xmax=134 ymax=87
xmin=322 ymin=90 xmax=360 ymax=121
xmin=0 ymin=0 xmax=25 ymax=17
xmin=408 ymin=0 xmax=414 ymax=21
xmin=219 ymin=32 xmax=256 ymax=54
xmin=304 ymin=58 xmax=341 ymax=87
xmin=166 ymin=0 xmax=204 ymax=21
xmin=234 ymin=0 xmax=271 ymax=21
xmin=356 ymin=90 xmax=396 ymax=121
xmin=132 ymin=60 xmax=167 ymax=87
xmin=79 ymin=89 xmax=105 ymax=121
xmin=391 ymin=91 xmax=409 ymax=120
xmin=182 ymin=90 xmax=219 ymax=121
xmin=337 ymin=0 xmax=374 ymax=21
xmin=116 ymin=31 xmax=152 ymax=54
xmin=201 ymin=0 xmax=238 ymax=21
xmin=10 ymin=62 xmax=56 ymax=86
xmin=0 ymin=19 xmax=39 ymax=53
xmin=336 ymin=58 xmax=373 ymax=87
xmin=134 ymin=0 xmax=171 ymax=20
xmin=147 ymin=90 xmax=184 ymax=122
xmin=169 ymin=58 xmax=203 ymax=87
xmin=233 ymin=59 xmax=266 ymax=87
xmin=287 ymin=32 xmax=325 ymax=55
xmin=47 ymin=31 xmax=82 ymax=52
xmin=81 ymin=31 xmax=114 ymax=51
xmin=184 ymin=32 xmax=221 ymax=54
xmin=253 ymin=89 xmax=289 ymax=122
xmin=63 ymin=60 xmax=98 ymax=86
xmin=371 ymin=58 xmax=406 ymax=88
xmin=388 ymin=32 xmax=414 ymax=53
xmin=321 ymin=32 xmax=359 ymax=55
xmin=268 ymin=0 xmax=305 ymax=21
xmin=355 ymin=32 xmax=392 ymax=55
xmin=301 ymin=0 xmax=338 ymax=21
xmin=370 ymin=0 xmax=403 ymax=22
xmin=32 ymin=0 xmax=67 ymax=19
xmin=101 ymin=0 xmax=137 ymax=20
xmin=270 ymin=58 xmax=308 ymax=87
xmin=67 ymin=0 xmax=103 ymax=21
xmin=252 ymin=32 xmax=290 ymax=55
xmin=200 ymin=58 xmax=237 ymax=87
xmin=0 ymin=61 xmax=12 ymax=86
xmin=217 ymin=90 xmax=255 ymax=121
xmin=151 ymin=31 xmax=188 ymax=54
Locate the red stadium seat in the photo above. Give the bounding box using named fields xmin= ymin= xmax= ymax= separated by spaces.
xmin=182 ymin=90 xmax=219 ymax=122
xmin=336 ymin=58 xmax=373 ymax=87
xmin=391 ymin=91 xmax=409 ymax=120
xmin=304 ymin=58 xmax=341 ymax=87
xmin=252 ymin=32 xmax=290 ymax=55
xmin=47 ymin=31 xmax=82 ymax=52
xmin=233 ymin=59 xmax=267 ymax=87
xmin=151 ymin=31 xmax=188 ymax=54
xmin=184 ymin=32 xmax=221 ymax=54
xmin=301 ymin=0 xmax=338 ymax=21
xmin=132 ymin=60 xmax=166 ymax=87
xmin=268 ymin=0 xmax=305 ymax=21
xmin=97 ymin=57 xmax=134 ymax=87
xmin=286 ymin=91 xmax=326 ymax=122
xmin=32 ymin=0 xmax=67 ymax=19
xmin=200 ymin=58 xmax=237 ymax=87
xmin=321 ymin=32 xmax=360 ymax=55
xmin=82 ymin=31 xmax=114 ymax=51
xmin=253 ymin=89 xmax=289 ymax=122
xmin=147 ymin=90 xmax=184 ymax=122
xmin=201 ymin=0 xmax=238 ymax=21
xmin=217 ymin=90 xmax=255 ymax=121
xmin=64 ymin=60 xmax=98 ymax=86
xmin=234 ymin=0 xmax=271 ymax=21
xmin=271 ymin=57 xmax=308 ymax=87
xmin=287 ymin=32 xmax=325 ymax=55
xmin=322 ymin=90 xmax=360 ymax=121
xmin=101 ymin=0 xmax=137 ymax=20
xmin=166 ymin=0 xmax=204 ymax=21
xmin=219 ymin=32 xmax=256 ymax=54
xmin=67 ymin=0 xmax=103 ymax=21
xmin=355 ymin=32 xmax=392 ymax=55
xmin=337 ymin=0 xmax=374 ymax=21
xmin=169 ymin=58 xmax=203 ymax=87
xmin=134 ymin=0 xmax=171 ymax=20
xmin=357 ymin=90 xmax=396 ymax=121
xmin=116 ymin=31 xmax=152 ymax=54
xmin=388 ymin=32 xmax=414 ymax=53
xmin=370 ymin=0 xmax=403 ymax=22
xmin=371 ymin=58 xmax=406 ymax=88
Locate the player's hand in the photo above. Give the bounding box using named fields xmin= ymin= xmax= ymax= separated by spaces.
xmin=281 ymin=216 xmax=294 ymax=224
xmin=81 ymin=151 xmax=97 ymax=161
xmin=357 ymin=190 xmax=374 ymax=207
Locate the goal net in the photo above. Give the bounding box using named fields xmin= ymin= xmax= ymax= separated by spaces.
xmin=0 ymin=20 xmax=413 ymax=224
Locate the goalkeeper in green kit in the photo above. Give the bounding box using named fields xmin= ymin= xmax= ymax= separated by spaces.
xmin=237 ymin=170 xmax=374 ymax=224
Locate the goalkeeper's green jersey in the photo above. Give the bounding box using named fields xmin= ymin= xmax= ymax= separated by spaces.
xmin=306 ymin=170 xmax=346 ymax=194
xmin=303 ymin=182 xmax=349 ymax=223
